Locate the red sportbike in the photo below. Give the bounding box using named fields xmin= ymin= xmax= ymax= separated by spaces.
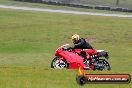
xmin=51 ymin=44 xmax=111 ymax=70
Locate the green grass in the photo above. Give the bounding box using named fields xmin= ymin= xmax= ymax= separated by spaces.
xmin=0 ymin=8 xmax=132 ymax=88
xmin=0 ymin=0 xmax=132 ymax=15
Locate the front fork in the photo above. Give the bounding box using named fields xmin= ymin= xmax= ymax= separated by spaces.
xmin=57 ymin=56 xmax=63 ymax=62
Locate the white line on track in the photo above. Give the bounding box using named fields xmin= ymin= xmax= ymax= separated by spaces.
xmin=0 ymin=4 xmax=132 ymax=18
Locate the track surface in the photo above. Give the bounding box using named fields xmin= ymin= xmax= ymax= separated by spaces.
xmin=0 ymin=4 xmax=132 ymax=18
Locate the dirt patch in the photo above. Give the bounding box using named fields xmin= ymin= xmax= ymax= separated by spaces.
xmin=85 ymin=37 xmax=104 ymax=43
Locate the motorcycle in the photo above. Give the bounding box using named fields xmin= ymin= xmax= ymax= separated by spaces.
xmin=51 ymin=44 xmax=111 ymax=70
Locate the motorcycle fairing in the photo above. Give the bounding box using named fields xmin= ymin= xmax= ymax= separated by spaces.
xmin=58 ymin=51 xmax=85 ymax=69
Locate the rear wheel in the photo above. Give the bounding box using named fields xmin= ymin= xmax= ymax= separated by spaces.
xmin=94 ymin=59 xmax=111 ymax=71
xmin=51 ymin=57 xmax=68 ymax=69
xmin=102 ymin=60 xmax=111 ymax=70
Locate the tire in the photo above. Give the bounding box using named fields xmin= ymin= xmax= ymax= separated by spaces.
xmin=98 ymin=59 xmax=111 ymax=71
xmin=51 ymin=56 xmax=68 ymax=69
xmin=102 ymin=60 xmax=111 ymax=70
xmin=76 ymin=76 xmax=87 ymax=85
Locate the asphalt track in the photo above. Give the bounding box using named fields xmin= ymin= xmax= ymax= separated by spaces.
xmin=0 ymin=4 xmax=132 ymax=18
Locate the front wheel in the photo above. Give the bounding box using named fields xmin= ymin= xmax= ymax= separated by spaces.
xmin=51 ymin=56 xmax=68 ymax=69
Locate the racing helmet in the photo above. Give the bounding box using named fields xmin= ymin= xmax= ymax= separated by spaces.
xmin=71 ymin=34 xmax=80 ymax=43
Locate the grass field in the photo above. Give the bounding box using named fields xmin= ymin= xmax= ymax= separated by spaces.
xmin=0 ymin=6 xmax=132 ymax=88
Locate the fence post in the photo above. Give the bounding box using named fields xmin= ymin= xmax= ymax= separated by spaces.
xmin=116 ymin=0 xmax=119 ymax=6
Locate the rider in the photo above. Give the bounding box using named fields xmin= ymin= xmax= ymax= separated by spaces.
xmin=71 ymin=34 xmax=93 ymax=49
xmin=71 ymin=34 xmax=96 ymax=68
xmin=71 ymin=34 xmax=109 ymax=59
